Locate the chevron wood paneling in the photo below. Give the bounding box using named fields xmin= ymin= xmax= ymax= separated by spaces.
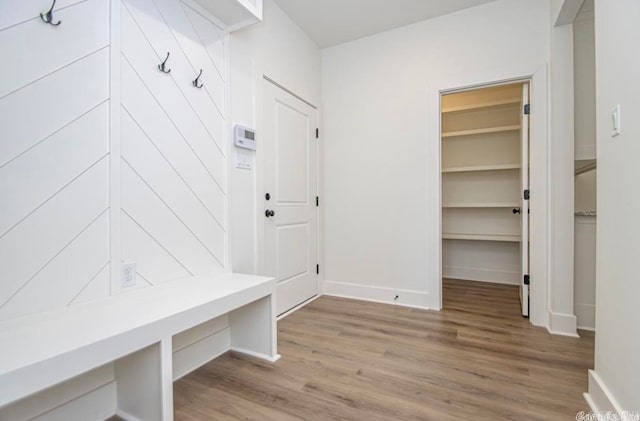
xmin=0 ymin=1 xmax=111 ymax=321
xmin=0 ymin=0 xmax=109 ymax=99
xmin=124 ymin=0 xmax=226 ymax=152
xmin=0 ymin=0 xmax=228 ymax=320
xmin=121 ymin=0 xmax=228 ymax=287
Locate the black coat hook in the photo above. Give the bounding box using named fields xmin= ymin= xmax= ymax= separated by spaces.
xmin=40 ymin=0 xmax=61 ymax=26
xmin=158 ymin=52 xmax=171 ymax=73
xmin=192 ymin=69 xmax=204 ymax=88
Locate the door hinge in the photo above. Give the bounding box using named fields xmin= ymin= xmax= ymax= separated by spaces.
xmin=316 ymin=264 xmax=320 ymax=275
xmin=524 ymin=104 xmax=530 ymax=115
xmin=316 ymin=128 xmax=319 ymax=139
xmin=316 ymin=196 xmax=319 ymax=207
xmin=524 ymin=189 xmax=530 ymax=200
xmin=524 ymin=274 xmax=530 ymax=286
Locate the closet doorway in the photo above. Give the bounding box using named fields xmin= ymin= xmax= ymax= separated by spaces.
xmin=441 ymin=82 xmax=531 ymax=317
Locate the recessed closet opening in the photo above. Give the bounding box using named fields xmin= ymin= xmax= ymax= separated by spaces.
xmin=441 ymin=82 xmax=531 ymax=317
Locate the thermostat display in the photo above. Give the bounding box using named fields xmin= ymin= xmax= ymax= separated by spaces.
xmin=234 ymin=125 xmax=257 ymax=150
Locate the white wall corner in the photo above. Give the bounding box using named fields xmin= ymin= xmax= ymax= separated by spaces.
xmin=323 ymin=280 xmax=431 ymax=311
xmin=547 ymin=310 xmax=578 ymax=337
xmin=584 ymin=370 xmax=626 ymax=416
xmin=549 ymin=19 xmax=576 ymax=335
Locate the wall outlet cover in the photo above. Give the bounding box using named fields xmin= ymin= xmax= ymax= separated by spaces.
xmin=121 ymin=262 xmax=137 ymax=288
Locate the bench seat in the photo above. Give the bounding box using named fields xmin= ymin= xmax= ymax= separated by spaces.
xmin=0 ymin=272 xmax=277 ymax=420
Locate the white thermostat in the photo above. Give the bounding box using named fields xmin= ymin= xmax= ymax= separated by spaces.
xmin=234 ymin=125 xmax=257 ymax=150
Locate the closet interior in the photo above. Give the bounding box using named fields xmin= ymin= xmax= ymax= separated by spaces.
xmin=441 ymin=83 xmax=530 ymax=315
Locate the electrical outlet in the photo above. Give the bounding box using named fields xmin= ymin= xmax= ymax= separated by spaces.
xmin=121 ymin=262 xmax=137 ymax=288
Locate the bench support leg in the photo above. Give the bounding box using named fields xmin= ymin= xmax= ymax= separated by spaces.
xmin=115 ymin=341 xmax=173 ymax=420
xmin=229 ymin=294 xmax=280 ymax=362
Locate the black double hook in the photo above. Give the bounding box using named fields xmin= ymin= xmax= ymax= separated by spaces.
xmin=193 ymin=69 xmax=204 ymax=88
xmin=158 ymin=52 xmax=171 ymax=73
xmin=40 ymin=0 xmax=61 ymax=26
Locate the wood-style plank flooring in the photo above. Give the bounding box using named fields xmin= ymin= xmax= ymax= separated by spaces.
xmin=173 ymin=279 xmax=594 ymax=420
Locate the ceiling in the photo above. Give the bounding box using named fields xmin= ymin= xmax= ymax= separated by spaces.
xmin=273 ymin=0 xmax=499 ymax=48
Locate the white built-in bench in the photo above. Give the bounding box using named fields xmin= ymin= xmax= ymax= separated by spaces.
xmin=0 ymin=273 xmax=278 ymax=421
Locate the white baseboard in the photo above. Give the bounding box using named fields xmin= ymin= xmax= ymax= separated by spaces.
xmin=584 ymin=370 xmax=625 ymax=415
xmin=443 ymin=266 xmax=519 ymax=285
xmin=116 ymin=409 xmax=144 ymax=421
xmin=547 ymin=310 xmax=579 ymax=337
xmin=575 ymin=303 xmax=596 ymax=331
xmin=231 ymin=347 xmax=281 ymax=363
xmin=323 ymin=280 xmax=431 ymax=310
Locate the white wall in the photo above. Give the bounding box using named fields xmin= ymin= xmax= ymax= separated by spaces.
xmin=229 ymin=0 xmax=321 ymax=274
xmin=586 ymin=0 xmax=640 ymax=413
xmin=574 ymin=168 xmax=596 ymax=330
xmin=573 ymin=0 xmax=596 ymax=161
xmin=322 ymin=0 xmax=553 ymax=315
xmin=575 ymin=169 xmax=596 ymax=212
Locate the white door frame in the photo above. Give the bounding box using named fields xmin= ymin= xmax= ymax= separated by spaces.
xmin=255 ymin=74 xmax=322 ymax=307
xmin=426 ymin=64 xmax=549 ymax=327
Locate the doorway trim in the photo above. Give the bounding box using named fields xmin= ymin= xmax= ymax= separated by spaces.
xmin=426 ymin=64 xmax=549 ymax=328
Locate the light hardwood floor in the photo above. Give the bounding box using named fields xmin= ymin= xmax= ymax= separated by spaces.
xmin=173 ymin=279 xmax=594 ymax=420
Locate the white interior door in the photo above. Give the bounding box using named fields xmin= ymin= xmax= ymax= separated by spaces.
xmin=520 ymin=83 xmax=531 ymax=317
xmin=263 ymin=80 xmax=318 ymax=316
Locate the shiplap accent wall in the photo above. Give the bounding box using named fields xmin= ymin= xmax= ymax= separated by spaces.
xmin=0 ymin=0 xmax=111 ymax=321
xmin=0 ymin=0 xmax=228 ymax=321
xmin=121 ymin=0 xmax=227 ymax=287
xmin=0 ymin=0 xmax=229 ymax=418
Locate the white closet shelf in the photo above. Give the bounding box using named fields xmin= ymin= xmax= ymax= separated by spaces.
xmin=442 ymin=125 xmax=521 ymax=138
xmin=442 ymin=202 xmax=520 ymax=208
xmin=443 ymin=233 xmax=521 ymax=242
xmin=442 ymin=164 xmax=520 ymax=173
xmin=441 ymin=98 xmax=521 ymax=114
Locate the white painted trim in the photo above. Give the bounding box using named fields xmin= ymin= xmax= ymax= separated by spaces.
xmin=547 ymin=310 xmax=579 ymax=337
xmin=443 ymin=266 xmax=519 ymax=286
xmin=227 ymin=17 xmax=261 ymax=33
xmin=224 ymin=30 xmax=232 ymax=272
xmin=116 ymin=409 xmax=144 ymax=421
xmin=555 ymin=0 xmax=586 ymax=26
xmin=230 ymin=348 xmax=281 ymax=363
xmin=575 ymin=303 xmax=596 ymax=331
xmin=159 ymin=338 xmax=173 ymax=421
xmin=323 ymin=280 xmax=431 ymax=310
xmin=427 ymin=64 xmax=550 ymax=327
xmin=109 ymin=0 xmax=122 ymax=296
xmin=254 ymin=62 xmax=265 ymax=275
xmin=277 ymin=294 xmax=321 ymax=320
xmin=584 ymin=370 xmax=626 ymax=416
xmin=316 ymin=102 xmax=324 ymax=301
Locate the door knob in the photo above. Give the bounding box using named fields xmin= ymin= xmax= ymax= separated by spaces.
xmin=513 ymin=208 xmax=521 ymax=214
xmin=265 ymin=210 xmax=275 ymax=218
